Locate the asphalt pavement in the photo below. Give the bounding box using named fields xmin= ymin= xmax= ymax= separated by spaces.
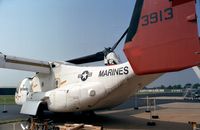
xmin=0 ymin=95 xmax=199 ymax=130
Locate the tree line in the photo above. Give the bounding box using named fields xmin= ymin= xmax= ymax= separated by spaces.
xmin=146 ymin=83 xmax=200 ymax=89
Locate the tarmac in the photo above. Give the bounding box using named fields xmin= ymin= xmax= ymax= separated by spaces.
xmin=0 ymin=97 xmax=199 ymax=130
xmin=0 ymin=105 xmax=28 ymax=121
xmin=133 ymin=102 xmax=200 ymax=123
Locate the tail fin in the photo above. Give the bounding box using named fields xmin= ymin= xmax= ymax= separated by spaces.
xmin=124 ymin=0 xmax=200 ymax=75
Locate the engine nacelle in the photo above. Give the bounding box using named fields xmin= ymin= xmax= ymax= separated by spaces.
xmin=15 ymin=78 xmax=32 ymax=105
xmin=104 ymin=52 xmax=120 ymax=65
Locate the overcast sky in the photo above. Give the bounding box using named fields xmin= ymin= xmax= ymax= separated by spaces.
xmin=0 ymin=0 xmax=199 ymax=87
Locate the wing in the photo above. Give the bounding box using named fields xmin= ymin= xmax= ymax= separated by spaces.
xmin=0 ymin=53 xmax=51 ymax=73
xmin=124 ymin=0 xmax=200 ymax=75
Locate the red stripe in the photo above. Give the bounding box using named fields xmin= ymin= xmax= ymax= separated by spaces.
xmin=172 ymin=0 xmax=194 ymax=6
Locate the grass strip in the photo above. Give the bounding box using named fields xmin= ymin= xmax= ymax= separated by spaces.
xmin=0 ymin=118 xmax=27 ymax=125
xmin=0 ymin=96 xmax=15 ymax=105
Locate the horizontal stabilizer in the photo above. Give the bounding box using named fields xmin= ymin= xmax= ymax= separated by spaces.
xmin=192 ymin=66 xmax=200 ymax=79
xmin=0 ymin=53 xmax=51 ymax=73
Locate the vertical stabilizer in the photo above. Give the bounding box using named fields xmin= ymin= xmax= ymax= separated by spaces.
xmin=124 ymin=0 xmax=200 ymax=75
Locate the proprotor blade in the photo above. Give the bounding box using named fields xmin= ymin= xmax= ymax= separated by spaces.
xmin=66 ymin=51 xmax=104 ymax=64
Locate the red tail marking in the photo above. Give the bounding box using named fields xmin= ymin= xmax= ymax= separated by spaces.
xmin=172 ymin=0 xmax=194 ymax=6
xmin=124 ymin=0 xmax=200 ymax=75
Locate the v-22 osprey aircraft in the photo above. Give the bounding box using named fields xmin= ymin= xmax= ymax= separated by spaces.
xmin=0 ymin=0 xmax=200 ymax=116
